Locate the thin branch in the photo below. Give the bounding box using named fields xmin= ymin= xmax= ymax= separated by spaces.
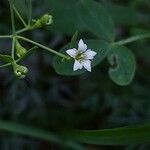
xmin=8 ymin=0 xmax=15 ymax=35
xmin=113 ymin=33 xmax=150 ymax=46
xmin=13 ymin=5 xmax=28 ymax=27
xmin=28 ymin=0 xmax=32 ymax=25
xmin=0 ymin=35 xmax=12 ymax=39
xmin=17 ymin=35 xmax=71 ymax=60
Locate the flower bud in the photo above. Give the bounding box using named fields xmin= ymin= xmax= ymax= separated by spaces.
xmin=40 ymin=14 xmax=53 ymax=25
xmin=15 ymin=40 xmax=27 ymax=58
xmin=13 ymin=63 xmax=28 ymax=79
xmin=30 ymin=14 xmax=53 ymax=29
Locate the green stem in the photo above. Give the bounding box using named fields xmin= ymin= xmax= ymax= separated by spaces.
xmin=17 ymin=36 xmax=71 ymax=60
xmin=28 ymin=0 xmax=32 ymax=25
xmin=11 ymin=37 xmax=16 ymax=60
xmin=9 ymin=0 xmax=15 ymax=35
xmin=0 ymin=46 xmax=38 ymax=69
xmin=0 ymin=35 xmax=12 ymax=39
xmin=113 ymin=33 xmax=150 ymax=46
xmin=16 ymin=27 xmax=30 ymax=34
xmin=13 ymin=5 xmax=28 ymax=27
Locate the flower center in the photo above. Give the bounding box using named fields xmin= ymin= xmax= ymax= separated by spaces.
xmin=75 ymin=51 xmax=85 ymax=62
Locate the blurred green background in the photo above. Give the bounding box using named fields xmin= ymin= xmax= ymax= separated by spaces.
xmin=0 ymin=0 xmax=150 ymax=149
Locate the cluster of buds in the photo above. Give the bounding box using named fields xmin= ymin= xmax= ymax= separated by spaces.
xmin=12 ymin=14 xmax=53 ymax=79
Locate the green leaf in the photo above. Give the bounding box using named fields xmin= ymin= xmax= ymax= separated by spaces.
xmin=77 ymin=0 xmax=115 ymax=42
xmin=63 ymin=123 xmax=150 ymax=145
xmin=45 ymin=0 xmax=78 ymax=35
xmin=105 ymin=3 xmax=139 ymax=26
xmin=0 ymin=120 xmax=85 ymax=150
xmin=0 ymin=54 xmax=13 ymax=63
xmin=0 ymin=120 xmax=149 ymax=146
xmin=108 ymin=45 xmax=136 ymax=86
xmin=53 ymin=40 xmax=110 ymax=75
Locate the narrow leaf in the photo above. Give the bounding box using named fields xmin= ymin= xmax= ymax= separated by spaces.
xmin=63 ymin=123 xmax=150 ymax=145
xmin=0 ymin=120 xmax=85 ymax=150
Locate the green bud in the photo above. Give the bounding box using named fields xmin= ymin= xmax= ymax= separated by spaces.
xmin=15 ymin=40 xmax=27 ymax=58
xmin=30 ymin=19 xmax=43 ymax=29
xmin=40 ymin=14 xmax=53 ymax=25
xmin=30 ymin=14 xmax=53 ymax=29
xmin=13 ymin=63 xmax=28 ymax=79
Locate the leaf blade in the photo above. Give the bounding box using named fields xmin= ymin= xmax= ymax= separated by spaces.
xmin=63 ymin=123 xmax=150 ymax=145
xmin=108 ymin=45 xmax=136 ymax=86
xmin=77 ymin=0 xmax=115 ymax=42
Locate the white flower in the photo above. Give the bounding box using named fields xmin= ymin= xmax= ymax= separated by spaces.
xmin=66 ymin=39 xmax=97 ymax=72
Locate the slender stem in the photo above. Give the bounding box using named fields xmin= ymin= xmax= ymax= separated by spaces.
xmin=17 ymin=36 xmax=71 ymax=60
xmin=0 ymin=46 xmax=38 ymax=69
xmin=8 ymin=0 xmax=16 ymax=60
xmin=0 ymin=63 xmax=12 ymax=69
xmin=16 ymin=27 xmax=30 ymax=34
xmin=0 ymin=35 xmax=12 ymax=39
xmin=11 ymin=37 xmax=16 ymax=60
xmin=9 ymin=0 xmax=15 ymax=35
xmin=13 ymin=5 xmax=28 ymax=27
xmin=113 ymin=33 xmax=150 ymax=46
xmin=28 ymin=0 xmax=32 ymax=25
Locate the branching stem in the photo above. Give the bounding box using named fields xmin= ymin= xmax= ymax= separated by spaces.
xmin=13 ymin=5 xmax=28 ymax=27
xmin=16 ymin=35 xmax=71 ymax=60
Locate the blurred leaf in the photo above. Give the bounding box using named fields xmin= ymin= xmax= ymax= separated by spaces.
xmin=0 ymin=120 xmax=85 ymax=150
xmin=53 ymin=40 xmax=110 ymax=75
xmin=108 ymin=45 xmax=136 ymax=86
xmin=130 ymin=27 xmax=150 ymax=35
xmin=77 ymin=0 xmax=115 ymax=42
xmin=105 ymin=3 xmax=139 ymax=26
xmin=0 ymin=54 xmax=13 ymax=63
xmin=63 ymin=123 xmax=150 ymax=145
xmin=45 ymin=0 xmax=78 ymax=35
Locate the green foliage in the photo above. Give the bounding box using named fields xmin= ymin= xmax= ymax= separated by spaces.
xmin=105 ymin=3 xmax=139 ymax=26
xmin=108 ymin=45 xmax=136 ymax=86
xmin=64 ymin=123 xmax=150 ymax=145
xmin=46 ymin=0 xmax=78 ymax=34
xmin=77 ymin=0 xmax=115 ymax=42
xmin=0 ymin=120 xmax=149 ymax=146
xmin=0 ymin=0 xmax=150 ymax=149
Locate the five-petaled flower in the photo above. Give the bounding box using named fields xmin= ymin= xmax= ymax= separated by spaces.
xmin=66 ymin=39 xmax=97 ymax=72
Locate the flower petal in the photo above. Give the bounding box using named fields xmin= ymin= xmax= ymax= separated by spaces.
xmin=78 ymin=39 xmax=87 ymax=52
xmin=85 ymin=49 xmax=97 ymax=60
xmin=82 ymin=60 xmax=91 ymax=72
xmin=66 ymin=48 xmax=77 ymax=58
xmin=73 ymin=60 xmax=83 ymax=71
